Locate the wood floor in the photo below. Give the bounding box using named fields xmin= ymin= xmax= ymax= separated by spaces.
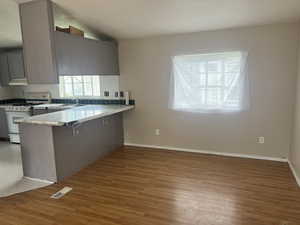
xmin=1 ymin=146 xmax=300 ymax=225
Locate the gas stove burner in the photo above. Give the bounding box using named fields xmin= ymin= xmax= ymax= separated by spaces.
xmin=12 ymin=103 xmax=42 ymax=106
xmin=5 ymin=103 xmax=43 ymax=112
xmin=12 ymin=103 xmax=30 ymax=106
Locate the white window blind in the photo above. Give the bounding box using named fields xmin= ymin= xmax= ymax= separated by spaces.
xmin=59 ymin=75 xmax=101 ymax=98
xmin=170 ymin=51 xmax=249 ymax=113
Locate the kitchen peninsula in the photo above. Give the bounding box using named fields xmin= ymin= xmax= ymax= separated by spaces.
xmin=18 ymin=105 xmax=134 ymax=182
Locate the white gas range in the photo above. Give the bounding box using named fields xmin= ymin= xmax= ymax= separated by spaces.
xmin=5 ymin=92 xmax=51 ymax=143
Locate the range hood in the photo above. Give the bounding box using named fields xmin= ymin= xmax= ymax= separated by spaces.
xmin=9 ymin=78 xmax=28 ymax=86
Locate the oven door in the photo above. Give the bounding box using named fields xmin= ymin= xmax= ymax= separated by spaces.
xmin=6 ymin=111 xmax=31 ymax=134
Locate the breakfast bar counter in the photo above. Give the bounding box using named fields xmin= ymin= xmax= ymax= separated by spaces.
xmin=18 ymin=105 xmax=134 ymax=126
xmin=18 ymin=104 xmax=134 ymax=183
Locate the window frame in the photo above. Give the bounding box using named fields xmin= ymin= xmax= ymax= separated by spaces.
xmin=171 ymin=51 xmax=247 ymax=113
xmin=59 ymin=75 xmax=101 ymax=99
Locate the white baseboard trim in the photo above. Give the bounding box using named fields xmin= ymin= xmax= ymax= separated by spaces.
xmin=287 ymin=160 xmax=300 ymax=187
xmin=24 ymin=176 xmax=54 ymax=184
xmin=124 ymin=143 xmax=287 ymax=162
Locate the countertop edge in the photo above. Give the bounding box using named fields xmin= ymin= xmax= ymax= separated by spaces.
xmin=17 ymin=105 xmax=134 ymax=126
xmin=64 ymin=106 xmax=134 ymax=126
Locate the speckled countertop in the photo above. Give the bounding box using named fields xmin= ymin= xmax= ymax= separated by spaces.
xmin=17 ymin=105 xmax=134 ymax=126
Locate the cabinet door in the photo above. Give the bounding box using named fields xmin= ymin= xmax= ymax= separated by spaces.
xmin=97 ymin=41 xmax=119 ymax=75
xmin=0 ymin=108 xmax=9 ymax=139
xmin=0 ymin=53 xmax=10 ymax=86
xmin=54 ymin=31 xmax=120 ymax=76
xmin=54 ymin=31 xmax=86 ymax=75
xmin=19 ymin=0 xmax=58 ymax=84
xmin=86 ymin=38 xmax=119 ymax=75
xmin=7 ymin=50 xmax=25 ymax=79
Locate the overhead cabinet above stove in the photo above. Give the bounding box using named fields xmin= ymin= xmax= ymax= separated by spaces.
xmin=19 ymin=0 xmax=119 ymax=85
xmin=0 ymin=49 xmax=26 ymax=87
xmin=19 ymin=0 xmax=58 ymax=84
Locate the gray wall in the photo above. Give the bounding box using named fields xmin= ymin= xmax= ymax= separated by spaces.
xmin=119 ymin=23 xmax=300 ymax=158
xmin=290 ymin=32 xmax=300 ymax=178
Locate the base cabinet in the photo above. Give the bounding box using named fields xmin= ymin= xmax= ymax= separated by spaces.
xmin=20 ymin=113 xmax=123 ymax=182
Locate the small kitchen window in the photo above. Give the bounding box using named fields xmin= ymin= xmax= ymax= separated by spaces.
xmin=170 ymin=51 xmax=249 ymax=113
xmin=59 ymin=75 xmax=101 ymax=98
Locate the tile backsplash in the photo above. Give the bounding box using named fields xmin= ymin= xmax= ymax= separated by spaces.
xmin=11 ymin=75 xmax=121 ymax=99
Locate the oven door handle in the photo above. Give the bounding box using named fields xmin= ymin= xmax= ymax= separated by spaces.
xmin=12 ymin=117 xmax=25 ymax=124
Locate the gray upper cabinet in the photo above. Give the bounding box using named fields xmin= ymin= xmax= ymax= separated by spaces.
xmin=0 ymin=53 xmax=10 ymax=86
xmin=0 ymin=108 xmax=9 ymax=139
xmin=54 ymin=31 xmax=119 ymax=76
xmin=0 ymin=49 xmax=25 ymax=86
xmin=19 ymin=0 xmax=58 ymax=84
xmin=7 ymin=49 xmax=25 ymax=79
xmin=19 ymin=0 xmax=119 ymax=84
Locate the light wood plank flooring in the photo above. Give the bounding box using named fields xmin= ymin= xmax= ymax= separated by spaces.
xmin=1 ymin=146 xmax=300 ymax=225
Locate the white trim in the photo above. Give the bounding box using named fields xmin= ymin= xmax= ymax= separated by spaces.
xmin=287 ymin=160 xmax=300 ymax=187
xmin=24 ymin=176 xmax=54 ymax=184
xmin=124 ymin=143 xmax=287 ymax=162
xmin=124 ymin=143 xmax=300 ymax=187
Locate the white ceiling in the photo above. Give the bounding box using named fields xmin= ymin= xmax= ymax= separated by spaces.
xmin=2 ymin=0 xmax=300 ymax=47
xmin=34 ymin=0 xmax=300 ymax=39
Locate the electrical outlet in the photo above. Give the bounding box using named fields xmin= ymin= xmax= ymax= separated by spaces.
xmin=155 ymin=129 xmax=160 ymax=136
xmin=258 ymin=136 xmax=265 ymax=144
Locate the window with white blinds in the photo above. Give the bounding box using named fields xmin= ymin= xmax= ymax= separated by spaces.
xmin=170 ymin=51 xmax=249 ymax=113
xmin=59 ymin=75 xmax=101 ymax=98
